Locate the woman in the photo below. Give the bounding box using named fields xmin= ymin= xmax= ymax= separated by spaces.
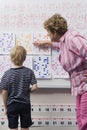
xmin=34 ymin=13 xmax=87 ymax=130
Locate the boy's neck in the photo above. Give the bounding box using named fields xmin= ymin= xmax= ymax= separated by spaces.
xmin=13 ymin=64 xmax=23 ymax=68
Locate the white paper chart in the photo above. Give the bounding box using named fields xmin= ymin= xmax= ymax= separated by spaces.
xmin=0 ymin=32 xmax=15 ymax=54
xmin=52 ymin=55 xmax=69 ymax=78
xmin=32 ymin=32 xmax=51 ymax=55
xmin=23 ymin=55 xmax=32 ymax=69
xmin=16 ymin=33 xmax=33 ymax=54
xmin=33 ymin=56 xmax=51 ymax=79
xmin=0 ymin=55 xmax=12 ymax=80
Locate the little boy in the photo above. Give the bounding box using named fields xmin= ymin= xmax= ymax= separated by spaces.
xmin=0 ymin=45 xmax=38 ymax=130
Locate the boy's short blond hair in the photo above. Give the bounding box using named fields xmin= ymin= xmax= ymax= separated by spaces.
xmin=10 ymin=45 xmax=27 ymax=66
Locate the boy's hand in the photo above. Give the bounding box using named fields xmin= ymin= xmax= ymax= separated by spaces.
xmin=4 ymin=108 xmax=7 ymax=115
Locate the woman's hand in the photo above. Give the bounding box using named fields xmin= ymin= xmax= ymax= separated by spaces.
xmin=33 ymin=40 xmax=52 ymax=47
xmin=33 ymin=40 xmax=45 ymax=46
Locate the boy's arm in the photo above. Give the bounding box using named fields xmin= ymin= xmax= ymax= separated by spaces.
xmin=1 ymin=89 xmax=8 ymax=115
xmin=2 ymin=90 xmax=8 ymax=112
xmin=30 ymin=84 xmax=38 ymax=92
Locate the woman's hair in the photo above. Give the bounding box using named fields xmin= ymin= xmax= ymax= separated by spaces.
xmin=44 ymin=13 xmax=68 ymax=35
xmin=10 ymin=45 xmax=27 ymax=66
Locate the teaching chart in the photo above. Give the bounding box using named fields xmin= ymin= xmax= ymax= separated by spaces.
xmin=52 ymin=54 xmax=69 ymax=78
xmin=16 ymin=33 xmax=33 ymax=54
xmin=0 ymin=33 xmax=15 ymax=54
xmin=23 ymin=55 xmax=32 ymax=69
xmin=0 ymin=55 xmax=12 ymax=80
xmin=33 ymin=56 xmax=51 ymax=79
xmin=32 ymin=32 xmax=51 ymax=55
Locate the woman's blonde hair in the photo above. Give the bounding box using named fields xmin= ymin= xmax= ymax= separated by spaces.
xmin=44 ymin=13 xmax=68 ymax=35
xmin=10 ymin=45 xmax=27 ymax=66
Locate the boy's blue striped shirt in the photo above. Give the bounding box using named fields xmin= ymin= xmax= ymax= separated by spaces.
xmin=0 ymin=66 xmax=37 ymax=105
